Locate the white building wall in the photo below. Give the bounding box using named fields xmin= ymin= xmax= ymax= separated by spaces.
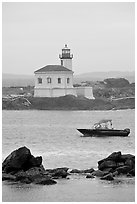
xmin=62 ymin=59 xmax=72 ymax=70
xmin=34 ymin=71 xmax=94 ymax=99
xmin=66 ymin=88 xmax=77 ymax=96
xmin=35 ymin=72 xmax=73 ymax=89
xmin=75 ymin=87 xmax=95 ymax=99
xmin=34 ymin=88 xmax=76 ymax=97
xmin=34 ymin=88 xmax=51 ymax=97
xmin=52 ymin=88 xmax=76 ymax=97
xmin=34 ymin=71 xmax=76 ymax=97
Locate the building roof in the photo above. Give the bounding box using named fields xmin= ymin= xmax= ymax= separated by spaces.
xmin=34 ymin=65 xmax=73 ymax=73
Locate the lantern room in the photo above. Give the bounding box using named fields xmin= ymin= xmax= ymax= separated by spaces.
xmin=59 ymin=44 xmax=73 ymax=70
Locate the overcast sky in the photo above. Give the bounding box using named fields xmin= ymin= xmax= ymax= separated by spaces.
xmin=2 ymin=2 xmax=135 ymax=75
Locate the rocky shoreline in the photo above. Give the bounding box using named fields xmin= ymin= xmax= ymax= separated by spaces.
xmin=2 ymin=95 xmax=135 ymax=110
xmin=2 ymin=147 xmax=135 ymax=185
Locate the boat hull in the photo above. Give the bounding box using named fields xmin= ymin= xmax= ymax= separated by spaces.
xmin=77 ymin=128 xmax=130 ymax=137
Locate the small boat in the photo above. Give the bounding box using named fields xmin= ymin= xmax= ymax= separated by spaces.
xmin=77 ymin=119 xmax=130 ymax=137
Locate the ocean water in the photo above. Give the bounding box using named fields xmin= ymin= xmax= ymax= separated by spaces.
xmin=2 ymin=109 xmax=135 ymax=202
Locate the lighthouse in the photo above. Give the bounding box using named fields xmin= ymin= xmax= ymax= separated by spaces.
xmin=59 ymin=44 xmax=73 ymax=70
xmin=34 ymin=44 xmax=94 ymax=99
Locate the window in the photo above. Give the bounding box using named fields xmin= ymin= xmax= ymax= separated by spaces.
xmin=47 ymin=77 xmax=52 ymax=83
xmin=58 ymin=78 xmax=61 ymax=84
xmin=67 ymin=78 xmax=70 ymax=84
xmin=61 ymin=60 xmax=63 ymax=66
xmin=38 ymin=77 xmax=42 ymax=84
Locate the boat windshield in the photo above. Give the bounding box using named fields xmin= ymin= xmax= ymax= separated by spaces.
xmin=93 ymin=119 xmax=113 ymax=129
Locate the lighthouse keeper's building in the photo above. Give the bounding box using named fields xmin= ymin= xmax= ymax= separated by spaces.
xmin=34 ymin=44 xmax=94 ymax=99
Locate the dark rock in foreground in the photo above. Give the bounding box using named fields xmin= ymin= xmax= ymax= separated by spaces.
xmin=2 ymin=146 xmax=42 ymax=173
xmin=97 ymin=151 xmax=135 ymax=180
xmin=70 ymin=168 xmax=94 ymax=174
xmin=45 ymin=167 xmax=69 ymax=179
xmin=86 ymin=174 xmax=95 ymax=179
xmin=98 ymin=160 xmax=117 ymax=171
xmin=91 ymin=170 xmax=105 ymax=177
xmin=2 ymin=147 xmax=135 ymax=185
xmin=34 ymin=178 xmax=57 ymax=185
xmin=100 ymin=173 xmax=114 ymax=181
xmin=2 ymin=147 xmax=57 ymax=185
xmin=2 ymin=173 xmax=16 ymax=181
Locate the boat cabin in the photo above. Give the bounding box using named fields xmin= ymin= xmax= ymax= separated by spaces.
xmin=93 ymin=119 xmax=113 ymax=130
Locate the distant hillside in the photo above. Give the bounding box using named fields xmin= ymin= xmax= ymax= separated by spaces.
xmin=2 ymin=74 xmax=34 ymax=87
xmin=2 ymin=71 xmax=135 ymax=87
xmin=74 ymin=71 xmax=135 ymax=84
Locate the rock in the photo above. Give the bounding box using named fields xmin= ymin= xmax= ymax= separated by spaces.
xmin=126 ymin=173 xmax=133 ymax=177
xmin=120 ymin=154 xmax=135 ymax=162
xmin=46 ymin=167 xmax=69 ymax=173
xmin=116 ymin=162 xmax=125 ymax=167
xmin=2 ymin=146 xmax=31 ymax=173
xmin=128 ymin=168 xmax=135 ymax=176
xmin=3 ymin=147 xmax=135 ymax=186
xmin=69 ymin=169 xmax=81 ymax=174
xmin=14 ymin=170 xmax=29 ymax=181
xmin=70 ymin=168 xmax=94 ymax=174
xmin=115 ymin=165 xmax=131 ymax=175
xmin=86 ymin=174 xmax=95 ymax=179
xmin=26 ymin=155 xmax=42 ymax=169
xmin=51 ymin=170 xmax=68 ymax=178
xmin=125 ymin=159 xmax=134 ymax=169
xmin=2 ymin=146 xmax=49 ymax=184
xmin=112 ymin=171 xmax=118 ymax=177
xmin=2 ymin=147 xmax=69 ymax=185
xmin=82 ymin=168 xmax=95 ymax=174
xmin=98 ymin=160 xmax=117 ymax=171
xmin=2 ymin=173 xmax=16 ymax=181
xmin=39 ymin=164 xmax=46 ymax=172
xmin=19 ymin=177 xmax=32 ymax=184
xmin=98 ymin=152 xmax=135 ymax=177
xmin=14 ymin=167 xmax=57 ymax=184
xmin=91 ymin=170 xmax=105 ymax=177
xmin=24 ymin=167 xmax=48 ymax=181
xmin=34 ymin=177 xmax=57 ymax=185
xmin=98 ymin=159 xmax=105 ymax=166
xmin=14 ymin=167 xmax=46 ymax=182
xmin=52 ymin=170 xmax=68 ymax=178
xmin=2 ymin=146 xmax=43 ymax=173
xmin=25 ymin=166 xmax=46 ymax=176
xmin=100 ymin=173 xmax=114 ymax=181
xmin=102 ymin=168 xmax=113 ymax=175
xmin=45 ymin=167 xmax=69 ymax=178
xmin=98 ymin=151 xmax=121 ymax=166
xmin=107 ymin=151 xmax=122 ymax=162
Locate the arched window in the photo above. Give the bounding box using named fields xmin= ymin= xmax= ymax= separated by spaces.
xmin=67 ymin=78 xmax=70 ymax=84
xmin=58 ymin=78 xmax=61 ymax=84
xmin=38 ymin=77 xmax=42 ymax=84
xmin=47 ymin=77 xmax=52 ymax=83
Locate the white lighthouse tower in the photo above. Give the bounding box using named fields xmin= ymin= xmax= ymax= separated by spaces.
xmin=59 ymin=44 xmax=73 ymax=70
